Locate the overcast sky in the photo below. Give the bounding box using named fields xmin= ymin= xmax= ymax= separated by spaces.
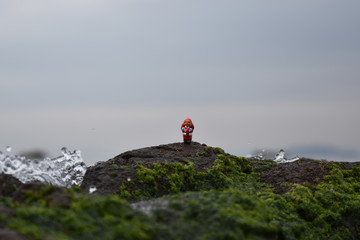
xmin=1 ymin=0 xmax=360 ymax=165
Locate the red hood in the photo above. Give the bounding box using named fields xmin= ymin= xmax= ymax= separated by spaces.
xmin=181 ymin=118 xmax=194 ymax=129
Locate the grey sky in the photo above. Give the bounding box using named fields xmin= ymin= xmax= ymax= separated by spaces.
xmin=1 ymin=0 xmax=360 ymax=164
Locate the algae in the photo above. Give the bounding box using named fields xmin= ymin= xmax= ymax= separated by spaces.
xmin=1 ymin=153 xmax=360 ymax=239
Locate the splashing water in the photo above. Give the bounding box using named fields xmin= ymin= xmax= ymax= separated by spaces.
xmin=89 ymin=185 xmax=97 ymax=194
xmin=0 ymin=147 xmax=87 ymax=187
xmin=254 ymin=152 xmax=264 ymax=161
xmin=274 ymin=149 xmax=300 ymax=163
xmin=131 ymin=198 xmax=170 ymax=216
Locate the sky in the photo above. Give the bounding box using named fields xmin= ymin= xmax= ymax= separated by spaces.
xmin=1 ymin=0 xmax=360 ymax=165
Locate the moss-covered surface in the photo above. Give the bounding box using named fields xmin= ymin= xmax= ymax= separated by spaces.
xmin=118 ymin=154 xmax=254 ymax=201
xmin=1 ymin=189 xmax=156 ymax=240
xmin=1 ymin=151 xmax=360 ymax=239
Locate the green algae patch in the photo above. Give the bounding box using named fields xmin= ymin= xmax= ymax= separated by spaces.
xmin=1 ymin=152 xmax=360 ymax=239
xmin=119 ymin=154 xmax=255 ymax=201
xmin=4 ymin=187 xmax=156 ymax=240
xmin=152 ymin=189 xmax=279 ymax=240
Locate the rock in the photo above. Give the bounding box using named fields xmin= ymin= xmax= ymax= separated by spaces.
xmin=0 ymin=229 xmax=28 ymax=240
xmin=11 ymin=182 xmax=48 ymax=203
xmin=81 ymin=142 xmax=360 ymax=196
xmin=259 ymin=158 xmax=360 ymax=194
xmin=0 ymin=174 xmax=24 ymax=198
xmin=259 ymin=158 xmax=328 ymax=194
xmin=81 ymin=142 xmax=222 ymax=195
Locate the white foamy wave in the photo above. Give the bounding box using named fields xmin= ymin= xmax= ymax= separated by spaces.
xmin=274 ymin=149 xmax=300 ymax=163
xmin=0 ymin=147 xmax=87 ymax=187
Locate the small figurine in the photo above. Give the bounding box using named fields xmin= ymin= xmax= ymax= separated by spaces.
xmin=181 ymin=118 xmax=194 ymax=144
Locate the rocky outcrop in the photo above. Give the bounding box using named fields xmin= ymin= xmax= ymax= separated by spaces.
xmin=1 ymin=143 xmax=360 ymax=240
xmin=0 ymin=174 xmax=24 ymax=198
xmin=257 ymin=158 xmax=360 ymax=194
xmin=1 ymin=142 xmax=359 ymax=198
xmin=81 ymin=142 xmax=360 ymax=196
xmin=81 ymin=142 xmax=224 ymax=195
xmin=0 ymin=230 xmax=28 ymax=240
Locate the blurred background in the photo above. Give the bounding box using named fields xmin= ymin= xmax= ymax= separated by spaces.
xmin=1 ymin=0 xmax=359 ymax=165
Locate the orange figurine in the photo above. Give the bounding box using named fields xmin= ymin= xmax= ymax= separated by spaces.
xmin=181 ymin=118 xmax=194 ymax=144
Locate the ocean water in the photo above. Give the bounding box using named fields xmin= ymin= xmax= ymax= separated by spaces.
xmin=273 ymin=149 xmax=300 ymax=163
xmin=0 ymin=145 xmax=300 ymax=190
xmin=252 ymin=149 xmax=300 ymax=163
xmin=0 ymin=147 xmax=86 ymax=187
xmin=0 ymin=146 xmax=301 ymax=189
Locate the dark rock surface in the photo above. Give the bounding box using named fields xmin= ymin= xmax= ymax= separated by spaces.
xmin=1 ymin=142 xmax=359 ymax=199
xmin=1 ymin=143 xmax=359 ymax=198
xmin=0 ymin=174 xmax=24 ymax=198
xmin=81 ymin=142 xmax=360 ymax=196
xmin=81 ymin=142 xmax=223 ymax=195
xmin=259 ymin=159 xmax=360 ymax=194
xmin=1 ymin=142 xmax=359 ymax=239
xmin=0 ymin=229 xmax=28 ymax=240
xmin=259 ymin=158 xmax=329 ymax=194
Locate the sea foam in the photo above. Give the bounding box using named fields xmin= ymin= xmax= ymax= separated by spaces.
xmin=0 ymin=147 xmax=86 ymax=187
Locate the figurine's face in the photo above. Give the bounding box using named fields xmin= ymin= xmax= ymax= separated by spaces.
xmin=184 ymin=120 xmax=191 ymax=127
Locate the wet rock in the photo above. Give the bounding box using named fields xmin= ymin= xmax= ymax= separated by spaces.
xmin=81 ymin=142 xmax=360 ymax=196
xmin=0 ymin=174 xmax=24 ymax=197
xmin=81 ymin=142 xmax=221 ymax=195
xmin=11 ymin=182 xmax=48 ymax=203
xmin=0 ymin=229 xmax=28 ymax=240
xmin=259 ymin=158 xmax=327 ymax=193
xmin=259 ymin=158 xmax=360 ymax=194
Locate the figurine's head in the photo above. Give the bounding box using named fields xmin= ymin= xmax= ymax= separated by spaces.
xmin=183 ymin=118 xmax=194 ymax=128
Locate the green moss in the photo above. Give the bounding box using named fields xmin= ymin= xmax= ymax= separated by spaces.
xmin=195 ymin=147 xmax=212 ymax=157
xmin=0 ymin=213 xmax=5 ymax=227
xmin=261 ymin=166 xmax=360 ymax=239
xmin=119 ymin=154 xmax=255 ymax=201
xmin=109 ymin=164 xmax=119 ymax=169
xmin=120 ymin=160 xmax=360 ymax=238
xmin=70 ymin=185 xmax=82 ymax=193
xmin=153 ymin=189 xmax=279 ymax=239
xmin=212 ymin=147 xmax=225 ymax=155
xmin=252 ymin=159 xmax=278 ymax=173
xmin=22 ymin=185 xmax=58 ymax=205
xmin=2 ymin=152 xmax=360 ymax=239
xmin=195 ymin=151 xmax=208 ymax=157
xmin=120 ymin=165 xmax=134 ymax=169
xmin=6 ymin=188 xmax=156 ymax=240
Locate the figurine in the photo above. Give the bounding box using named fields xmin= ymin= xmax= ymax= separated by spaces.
xmin=181 ymin=118 xmax=194 ymax=144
